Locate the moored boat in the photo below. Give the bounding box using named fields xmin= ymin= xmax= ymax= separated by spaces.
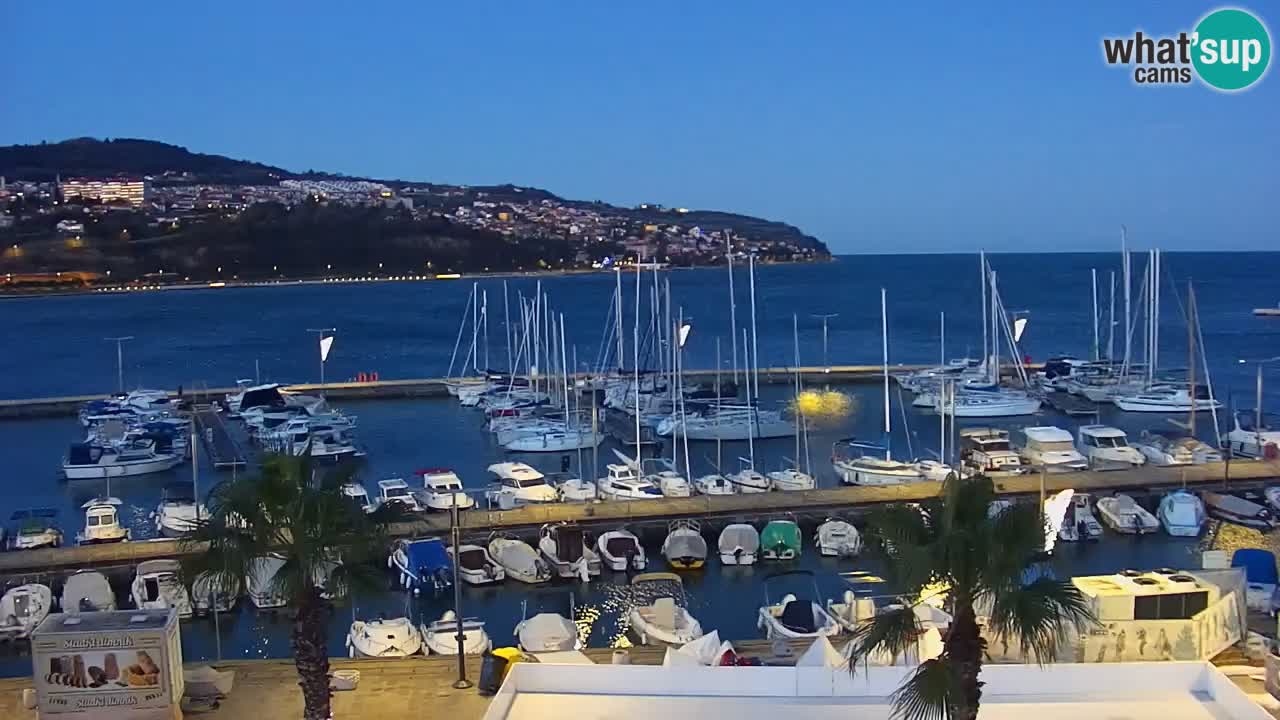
xmin=718 ymin=523 xmax=760 ymax=565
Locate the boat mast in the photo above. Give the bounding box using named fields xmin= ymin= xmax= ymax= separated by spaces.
xmin=614 ymin=268 xmax=624 ymax=374
xmin=979 ymin=251 xmax=988 ymax=371
xmin=1190 ymin=282 xmax=1222 ymax=442
xmin=881 ymin=287 xmax=891 ymax=461
xmin=749 ymin=252 xmax=760 ymax=400
xmin=714 ymin=338 xmax=723 ymax=473
xmin=793 ymin=313 xmax=801 ymax=467
xmin=445 ymin=287 xmax=473 ymax=381
xmin=940 ymin=311 xmax=945 ymax=367
xmin=1091 ymin=268 xmax=1099 ymax=361
xmin=503 ymin=281 xmax=512 ymax=374
xmin=633 ymin=255 xmax=642 ymax=456
xmin=1122 ymin=227 xmax=1131 ymax=375
xmin=1107 ymin=271 xmax=1116 ymax=361
xmin=481 ymin=290 xmax=490 ymax=371
xmin=471 ymin=282 xmax=480 ymax=374
xmin=744 ymin=326 xmax=755 ymax=469
xmin=726 ymin=232 xmax=739 ymax=385
xmin=1186 ymin=281 xmax=1197 ymax=436
xmin=989 ymin=268 xmax=999 ymax=385
xmin=678 ymin=308 xmax=691 ymax=478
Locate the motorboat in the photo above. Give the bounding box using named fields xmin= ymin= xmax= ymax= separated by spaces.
xmin=153 ymin=484 xmax=207 ymax=538
xmin=416 ymin=469 xmax=475 ymax=511
xmin=62 ymin=442 xmax=181 ymax=480
xmin=958 ymin=428 xmax=1029 ymax=476
xmin=76 ymin=498 xmax=129 ymax=545
xmin=130 ymin=560 xmax=193 ymax=618
xmin=814 ymin=519 xmax=861 ymax=557
xmin=514 ymin=593 xmax=581 ymax=652
xmin=6 ymin=509 xmax=62 ymax=550
xmin=1202 ymin=491 xmax=1277 ymax=530
xmin=597 ymin=464 xmax=663 ymax=501
xmin=757 ymin=571 xmax=841 ymax=640
xmin=1157 ymin=490 xmax=1206 ymax=537
xmin=553 ymin=475 xmax=598 ymax=502
xmin=1041 ymin=489 xmax=1074 ymax=552
xmin=422 ymin=611 xmax=492 ymax=655
xmin=1095 ymin=494 xmax=1159 ymax=534
xmin=0 ymin=584 xmax=55 ymax=640
xmin=827 ymin=591 xmax=953 ymax=637
xmin=832 ymin=440 xmax=926 ymax=486
xmin=692 ymin=473 xmax=736 ymax=496
xmin=767 ymin=467 xmax=816 ymax=491
xmin=656 ymin=405 xmax=795 ymax=441
xmin=488 ymin=535 xmax=552 ymax=584
xmin=627 ymin=573 xmax=704 ymax=645
xmin=941 ymin=390 xmax=1041 ymax=417
xmin=718 ymin=524 xmax=760 ymax=565
xmin=341 ymin=483 xmax=374 ymax=513
xmin=913 ymin=459 xmax=959 ymax=482
xmin=1133 ymin=430 xmax=1196 ymax=466
xmin=191 ymin=572 xmax=238 ymax=616
xmin=376 ymin=478 xmax=424 ymax=512
xmin=60 ymin=571 xmax=116 ymax=613
xmin=727 ymin=463 xmax=771 ymax=493
xmin=646 ymin=463 xmax=692 ymax=498
xmin=1266 ymin=487 xmax=1280 ymax=513
xmin=661 ymin=520 xmax=707 ymax=570
xmin=246 ymin=554 xmax=289 ymax=609
xmin=1017 ymin=427 xmax=1088 ymax=473
xmin=761 ymin=520 xmax=802 ymax=561
xmin=449 ymin=544 xmax=506 ymax=585
xmin=388 ymin=538 xmax=453 ymax=593
xmin=1113 ymin=385 xmax=1222 ymax=413
xmin=487 ymin=462 xmax=559 ymax=504
xmin=346 ymin=616 xmax=423 ymax=658
xmin=1077 ymin=425 xmax=1146 ymax=468
xmin=1222 ymin=410 xmax=1280 ymax=459
xmin=597 ymin=529 xmax=647 ymax=571
xmin=538 ymin=523 xmax=602 ymax=581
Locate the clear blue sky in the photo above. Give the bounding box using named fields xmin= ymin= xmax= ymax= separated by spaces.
xmin=5 ymin=1 xmax=1277 ymax=253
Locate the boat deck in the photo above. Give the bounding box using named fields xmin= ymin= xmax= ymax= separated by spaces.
xmin=194 ymin=407 xmax=248 ymax=470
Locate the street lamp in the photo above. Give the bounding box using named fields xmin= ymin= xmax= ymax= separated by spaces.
xmin=104 ymin=336 xmax=134 ymax=393
xmin=307 ymin=328 xmax=336 ymax=392
xmin=810 ymin=314 xmax=838 ymax=373
xmin=450 ymin=494 xmax=472 ymax=689
xmin=1238 ymin=356 xmax=1280 ymax=457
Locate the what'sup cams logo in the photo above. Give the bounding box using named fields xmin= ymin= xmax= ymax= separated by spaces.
xmin=1103 ymin=7 xmax=1271 ymax=91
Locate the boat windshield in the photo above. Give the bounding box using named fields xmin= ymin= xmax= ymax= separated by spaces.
xmin=1092 ymin=436 xmax=1127 ymax=448
xmin=1239 ymin=413 xmax=1279 ymax=432
xmin=515 ymin=477 xmax=548 ymax=488
xmin=385 ymin=486 xmax=410 ymax=498
xmin=978 ymin=440 xmax=1011 ymax=452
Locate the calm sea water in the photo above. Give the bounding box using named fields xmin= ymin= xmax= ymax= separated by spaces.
xmin=0 ymin=251 xmax=1274 ymax=676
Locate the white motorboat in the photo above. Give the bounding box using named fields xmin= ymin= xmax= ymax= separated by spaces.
xmin=0 ymin=584 xmax=55 ymax=640
xmin=718 ymin=524 xmax=760 ymax=565
xmin=417 ymin=469 xmax=475 ymax=511
xmin=597 ymin=464 xmax=663 ymax=501
xmin=942 ymin=390 xmax=1041 ymax=417
xmin=648 ymin=467 xmax=692 ymax=498
xmin=1058 ymin=492 xmax=1103 ymax=542
xmin=487 ymin=462 xmax=559 ymax=504
xmin=347 ymin=616 xmax=423 ymax=658
xmin=388 ymin=538 xmax=453 ymax=593
xmin=832 ymin=440 xmax=926 ymax=486
xmin=656 ymin=405 xmax=795 ymax=440
xmin=538 ymin=523 xmax=601 ymax=581
xmin=1096 ymin=494 xmax=1159 ymax=534
xmin=422 ymin=611 xmax=492 ymax=655
xmin=958 ymin=427 xmax=1029 ymax=476
xmin=1158 ymin=491 xmax=1206 ymax=537
xmin=191 ymin=572 xmax=238 ymax=616
xmin=814 ymin=519 xmax=861 ymax=557
xmin=376 ymin=478 xmax=424 ymax=512
xmin=662 ymin=520 xmax=707 ymax=570
xmin=502 ymin=427 xmax=602 ymax=453
xmin=153 ymin=484 xmax=207 ymax=538
xmin=1113 ymin=385 xmax=1222 ymax=413
xmin=1133 ymin=430 xmax=1196 ymax=466
xmin=1267 ymin=487 xmax=1280 ymax=513
xmin=246 ymin=554 xmax=289 ymax=609
xmin=449 ymin=544 xmax=505 ymax=585
xmin=727 ymin=464 xmax=771 ymax=493
xmin=341 ymin=483 xmax=375 ymax=513
xmin=6 ymin=508 xmax=63 ymax=550
xmin=767 ymin=467 xmax=816 ymax=491
xmin=597 ymin=529 xmax=647 ymax=571
xmin=515 ymin=594 xmax=580 ymax=652
xmin=488 ymin=536 xmax=552 ymax=584
xmin=1077 ymin=425 xmax=1146 ymax=468
xmin=627 ymin=573 xmax=704 ymax=645
xmin=1203 ymin=491 xmax=1277 ymax=530
xmin=76 ymin=498 xmax=129 ymax=545
xmin=913 ymin=459 xmax=959 ymax=482
xmin=554 ymin=476 xmax=598 ymax=502
xmin=1017 ymin=426 xmax=1089 ymax=472
xmin=60 ymin=571 xmax=116 ymax=613
xmin=130 ymin=560 xmax=193 ymax=618
xmin=1222 ymin=410 xmax=1280 ymax=459
xmin=692 ymin=473 xmax=736 ymax=496
xmin=757 ymin=571 xmax=841 ymax=640
xmin=62 ymin=442 xmax=181 ymax=480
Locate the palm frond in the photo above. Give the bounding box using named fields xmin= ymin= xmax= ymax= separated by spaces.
xmin=980 ymin=502 xmax=1049 ymax=591
xmin=865 ymin=504 xmax=941 ymax=592
xmin=986 ymin=576 xmax=1094 ymax=665
xmin=847 ymin=605 xmax=923 ymax=669
xmin=890 ymin=657 xmax=956 ymax=720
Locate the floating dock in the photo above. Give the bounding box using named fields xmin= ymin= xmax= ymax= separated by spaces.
xmin=194 ymin=407 xmax=248 ymax=470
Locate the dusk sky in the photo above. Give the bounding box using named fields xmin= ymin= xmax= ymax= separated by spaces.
xmin=5 ymin=2 xmax=1277 ymax=253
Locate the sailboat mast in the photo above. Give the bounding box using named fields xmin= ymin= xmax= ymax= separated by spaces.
xmin=881 ymin=287 xmax=890 ymax=461
xmin=714 ymin=338 xmax=723 ymax=472
xmin=1108 ymin=271 xmax=1116 ymax=361
xmin=726 ymin=233 xmax=739 ymax=385
xmin=614 ymin=268 xmax=625 ymax=374
xmin=793 ymin=313 xmax=800 ymax=466
xmin=503 ymin=281 xmax=512 ymax=373
xmin=979 ymin=251 xmax=988 ymax=368
xmin=940 ymin=311 xmax=946 ymax=367
xmin=744 ymin=326 xmax=755 ymax=469
xmin=482 ymin=290 xmax=490 ymax=371
xmin=471 ymin=282 xmax=480 ymax=373
xmin=1122 ymin=227 xmax=1131 ymax=373
xmin=989 ymin=269 xmax=999 ymax=385
xmin=633 ymin=256 xmax=642 ymax=454
xmin=678 ymin=309 xmax=691 ymax=477
xmin=1186 ymin=281 xmax=1197 ymax=436
xmin=1091 ymin=268 xmax=1099 ymax=361
xmin=748 ymin=252 xmax=760 ymax=400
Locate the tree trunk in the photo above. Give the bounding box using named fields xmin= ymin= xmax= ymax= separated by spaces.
xmin=945 ymin=602 xmax=986 ymax=720
xmin=292 ymin=586 xmax=332 ymax=720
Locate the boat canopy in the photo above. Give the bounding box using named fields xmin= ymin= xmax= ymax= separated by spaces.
xmin=761 ymin=521 xmax=801 ymax=551
xmin=408 ymin=539 xmax=451 ymax=573
xmin=137 ymin=559 xmax=181 ymax=576
xmin=718 ymin=525 xmax=760 ymax=554
xmin=1232 ymin=549 xmax=1279 ymax=586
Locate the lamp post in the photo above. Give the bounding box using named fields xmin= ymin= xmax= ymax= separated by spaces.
xmin=306 ymin=328 xmax=336 ymax=393
xmin=450 ymin=494 xmax=473 ymax=689
xmin=810 ymin=314 xmax=838 ymax=373
xmin=1238 ymin=356 xmax=1280 ymax=457
xmin=104 ymin=336 xmax=134 ymax=393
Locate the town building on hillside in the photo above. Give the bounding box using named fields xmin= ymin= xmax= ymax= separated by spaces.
xmin=60 ymin=177 xmax=150 ymax=206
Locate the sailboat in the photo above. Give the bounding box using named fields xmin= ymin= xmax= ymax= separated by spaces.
xmin=768 ymin=315 xmax=816 ymax=491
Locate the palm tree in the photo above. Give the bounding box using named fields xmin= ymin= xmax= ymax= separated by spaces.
xmin=184 ymin=454 xmax=408 ymax=720
xmin=846 ymin=474 xmax=1093 ymax=720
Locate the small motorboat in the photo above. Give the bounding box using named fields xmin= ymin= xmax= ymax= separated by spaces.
xmin=1017 ymin=427 xmax=1089 ymax=473
xmin=6 ymin=508 xmax=62 ymax=551
xmin=627 ymin=573 xmax=704 ymax=645
xmin=1058 ymin=492 xmax=1103 ymax=542
xmin=597 ymin=529 xmax=647 ymax=571
xmin=1077 ymin=425 xmax=1145 ymax=468
xmin=718 ymin=524 xmax=760 ymax=565
xmin=62 ymin=441 xmax=181 ymax=480
xmin=1096 ymin=494 xmax=1159 ymax=534
xmin=515 ymin=593 xmax=580 ymax=652
xmin=1266 ymin=486 xmax=1280 ymax=513
xmin=757 ymin=571 xmax=841 ymax=639
xmin=449 ymin=544 xmax=505 ymax=585
xmin=661 ymin=520 xmax=707 ymax=570
xmin=346 ymin=616 xmax=423 ymax=658
xmin=191 ymin=572 xmax=238 ymax=616
xmin=692 ymin=473 xmax=736 ymax=496
xmin=0 ymin=584 xmax=55 ymax=640
xmin=1222 ymin=410 xmax=1280 ymax=459
xmin=814 ymin=519 xmax=861 ymax=557
xmin=153 ymin=483 xmax=207 ymax=538
xmin=761 ymin=519 xmax=802 ymax=561
xmin=1133 ymin=430 xmax=1196 ymax=466
xmin=1158 ymin=490 xmax=1206 ymax=537
xmin=341 ymin=483 xmax=375 ymax=513
xmin=1203 ymin=491 xmax=1277 ymax=530
xmin=421 ymin=611 xmax=492 ymax=655
xmin=767 ymin=467 xmax=816 ymax=492
xmin=539 ymin=522 xmax=602 ymax=581
xmin=487 ymin=462 xmax=560 ymax=504
xmin=60 ymin=571 xmax=116 ymax=613
xmin=596 ymin=463 xmax=664 ymax=501
xmin=488 ymin=535 xmax=552 ymax=584
xmin=416 ymin=469 xmax=475 ymax=511
xmin=388 ymin=538 xmax=453 ymax=593
xmin=76 ymin=498 xmax=129 ymax=545
xmin=376 ymin=478 xmax=424 ymax=512
xmin=130 ymin=560 xmax=193 ymax=618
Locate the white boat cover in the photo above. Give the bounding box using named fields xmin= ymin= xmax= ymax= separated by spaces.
xmin=717 ymin=524 xmax=760 ymax=555
xmin=491 ymin=538 xmax=542 ymax=576
xmin=61 ymin=572 xmax=116 ymax=613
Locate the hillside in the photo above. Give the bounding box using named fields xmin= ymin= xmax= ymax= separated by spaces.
xmin=0 ymin=138 xmax=293 ymax=184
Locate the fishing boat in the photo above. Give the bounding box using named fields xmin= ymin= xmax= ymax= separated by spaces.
xmin=1077 ymin=425 xmax=1146 ymax=468
xmin=814 ymin=519 xmax=861 ymax=557
xmin=661 ymin=520 xmax=707 ymax=570
xmin=832 ymin=440 xmax=926 ymax=486
xmin=421 ymin=611 xmax=492 ymax=655
xmin=1157 ymin=491 xmax=1206 ymax=537
xmin=0 ymin=584 xmax=55 ymax=640
xmin=448 ymin=544 xmax=505 ymax=585
xmin=6 ymin=509 xmax=62 ymax=550
xmin=388 ymin=538 xmax=453 ymax=593
xmin=957 ymin=428 xmax=1028 ymax=476
xmin=488 ymin=535 xmax=553 ymax=584
xmin=1222 ymin=410 xmax=1280 ymax=459
xmin=692 ymin=473 xmax=736 ymax=495
xmin=538 ymin=522 xmax=602 ymax=581
xmin=346 ymin=616 xmax=423 ymax=658
xmin=61 ymin=571 xmax=116 ymax=613
xmin=1113 ymin=385 xmax=1222 ymax=413
xmin=486 ymin=462 xmax=559 ymax=504
xmin=596 ymin=528 xmax=647 ymax=571
xmin=760 ymin=519 xmax=802 ymax=561
xmin=376 ymin=478 xmax=424 ymax=512
xmin=1096 ymin=494 xmax=1159 ymax=534
xmin=130 ymin=560 xmax=193 ymax=618
xmin=191 ymin=572 xmax=238 ymax=616
xmin=597 ymin=463 xmax=663 ymax=501
xmin=1202 ymin=491 xmax=1277 ymax=530
xmin=62 ymin=441 xmax=181 ymax=480
xmin=767 ymin=467 xmax=816 ymax=491
xmin=340 ymin=483 xmax=374 ymax=513
xmin=1132 ymin=430 xmax=1196 ymax=466
xmin=417 ymin=469 xmax=475 ymax=511
xmin=76 ymin=498 xmax=129 ymax=545
xmin=246 ymin=555 xmax=289 ymax=609
xmin=718 ymin=524 xmax=760 ymax=565
xmin=152 ymin=484 xmax=207 ymax=538
xmin=627 ymin=573 xmax=704 ymax=645
xmin=1017 ymin=426 xmax=1089 ymax=473
xmin=514 ymin=592 xmax=580 ymax=652
xmin=757 ymin=571 xmax=841 ymax=640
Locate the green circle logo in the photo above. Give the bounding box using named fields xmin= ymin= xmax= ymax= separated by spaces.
xmin=1193 ymin=8 xmax=1271 ymax=91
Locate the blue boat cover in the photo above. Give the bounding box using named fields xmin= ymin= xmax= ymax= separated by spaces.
xmin=408 ymin=539 xmax=451 ymax=574
xmin=1232 ymin=549 xmax=1278 ymax=585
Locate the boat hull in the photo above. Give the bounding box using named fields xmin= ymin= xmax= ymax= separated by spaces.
xmin=63 ymin=456 xmax=181 ymax=480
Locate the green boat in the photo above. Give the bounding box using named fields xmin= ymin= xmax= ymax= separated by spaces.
xmin=760 ymin=520 xmax=802 ymax=561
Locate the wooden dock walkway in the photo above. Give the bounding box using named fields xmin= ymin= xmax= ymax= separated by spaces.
xmin=2 ymin=459 xmax=1275 ymax=577
xmin=194 ymin=407 xmax=248 ymax=470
